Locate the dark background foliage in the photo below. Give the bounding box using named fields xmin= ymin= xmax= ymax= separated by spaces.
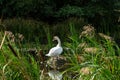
xmin=0 ymin=0 xmax=120 ymax=43
xmin=0 ymin=0 xmax=119 ymax=21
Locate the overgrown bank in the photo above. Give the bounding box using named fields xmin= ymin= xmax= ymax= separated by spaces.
xmin=0 ymin=18 xmax=120 ymax=45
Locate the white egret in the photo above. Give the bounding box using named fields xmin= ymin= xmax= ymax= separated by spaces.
xmin=46 ymin=36 xmax=63 ymax=57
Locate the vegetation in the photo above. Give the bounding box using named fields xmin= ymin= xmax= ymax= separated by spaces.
xmin=0 ymin=0 xmax=120 ymax=80
xmin=0 ymin=25 xmax=120 ymax=80
xmin=0 ymin=0 xmax=119 ymax=28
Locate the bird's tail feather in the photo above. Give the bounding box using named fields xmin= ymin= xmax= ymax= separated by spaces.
xmin=45 ymin=54 xmax=49 ymax=56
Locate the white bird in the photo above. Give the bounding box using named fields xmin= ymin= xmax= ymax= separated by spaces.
xmin=46 ymin=36 xmax=63 ymax=57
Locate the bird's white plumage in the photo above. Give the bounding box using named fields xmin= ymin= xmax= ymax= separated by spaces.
xmin=46 ymin=46 xmax=63 ymax=57
xmin=46 ymin=36 xmax=63 ymax=57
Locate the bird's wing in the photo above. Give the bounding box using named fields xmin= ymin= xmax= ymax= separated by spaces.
xmin=48 ymin=47 xmax=62 ymax=56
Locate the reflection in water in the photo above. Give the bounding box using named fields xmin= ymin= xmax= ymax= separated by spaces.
xmin=48 ymin=70 xmax=62 ymax=80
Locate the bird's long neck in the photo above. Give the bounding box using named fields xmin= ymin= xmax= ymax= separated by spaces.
xmin=56 ymin=38 xmax=61 ymax=47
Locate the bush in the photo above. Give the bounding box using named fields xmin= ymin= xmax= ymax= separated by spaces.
xmin=1 ymin=18 xmax=87 ymax=43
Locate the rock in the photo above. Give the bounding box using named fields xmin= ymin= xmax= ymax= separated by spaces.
xmin=47 ymin=56 xmax=68 ymax=70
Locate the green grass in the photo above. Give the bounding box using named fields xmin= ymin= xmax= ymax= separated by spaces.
xmin=0 ymin=21 xmax=120 ymax=80
xmin=62 ymin=25 xmax=120 ymax=80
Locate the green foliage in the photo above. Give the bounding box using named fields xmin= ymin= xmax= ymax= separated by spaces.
xmin=0 ymin=24 xmax=120 ymax=79
xmin=55 ymin=5 xmax=84 ymax=18
xmin=0 ymin=32 xmax=40 ymax=80
xmin=2 ymin=18 xmax=47 ymax=42
xmin=63 ymin=25 xmax=120 ymax=80
xmin=1 ymin=18 xmax=87 ymax=43
xmin=0 ymin=0 xmax=119 ymax=19
xmin=0 ymin=0 xmax=119 ymax=38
